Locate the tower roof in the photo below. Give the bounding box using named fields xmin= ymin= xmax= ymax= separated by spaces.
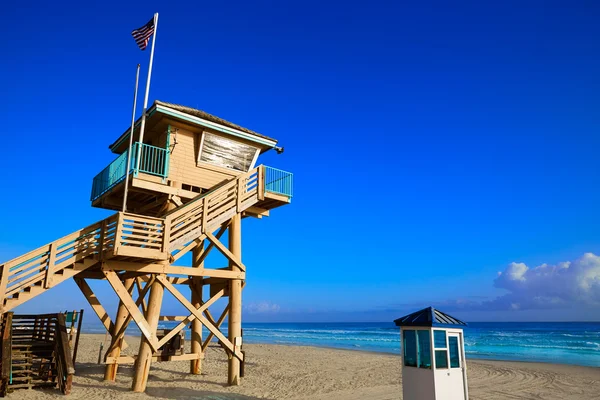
xmin=394 ymin=307 xmax=467 ymax=328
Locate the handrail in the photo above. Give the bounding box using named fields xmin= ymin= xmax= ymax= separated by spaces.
xmin=130 ymin=142 xmax=169 ymax=178
xmin=264 ymin=166 xmax=293 ymax=197
xmin=90 ymin=142 xmax=169 ymax=202
xmin=0 ymin=214 xmax=118 ymax=308
xmin=91 ymin=149 xmax=130 ymax=201
xmin=55 ymin=313 xmax=74 ymax=395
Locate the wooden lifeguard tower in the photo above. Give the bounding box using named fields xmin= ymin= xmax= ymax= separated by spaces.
xmin=0 ymin=100 xmax=293 ymax=392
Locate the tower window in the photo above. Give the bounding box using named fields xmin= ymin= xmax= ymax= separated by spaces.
xmin=198 ymin=132 xmax=259 ymax=172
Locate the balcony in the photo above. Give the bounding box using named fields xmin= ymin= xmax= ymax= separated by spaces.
xmin=91 ymin=142 xmax=169 ymax=202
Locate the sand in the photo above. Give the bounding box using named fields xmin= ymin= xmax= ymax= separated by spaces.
xmin=9 ymin=333 xmax=600 ymax=400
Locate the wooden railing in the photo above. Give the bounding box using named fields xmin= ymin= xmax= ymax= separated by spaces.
xmin=166 ymin=166 xmax=260 ymax=255
xmin=0 ymin=164 xmax=293 ymax=308
xmin=0 ymin=215 xmax=118 ymax=307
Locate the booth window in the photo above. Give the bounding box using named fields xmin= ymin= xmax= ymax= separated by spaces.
xmin=198 ymin=132 xmax=259 ymax=172
xmin=449 ymin=336 xmax=461 ymax=368
xmin=403 ymin=330 xmax=431 ymax=369
xmin=434 ymin=330 xmax=449 ymax=369
xmin=403 ymin=330 xmax=417 ymax=367
xmin=417 ymin=330 xmax=431 ymax=369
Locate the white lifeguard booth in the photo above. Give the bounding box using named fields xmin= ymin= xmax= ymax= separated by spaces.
xmin=394 ymin=307 xmax=469 ymax=400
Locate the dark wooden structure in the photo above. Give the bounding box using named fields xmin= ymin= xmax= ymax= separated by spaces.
xmin=0 ymin=312 xmax=76 ymax=396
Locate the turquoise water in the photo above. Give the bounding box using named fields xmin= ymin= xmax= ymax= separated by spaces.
xmin=86 ymin=321 xmax=600 ymax=367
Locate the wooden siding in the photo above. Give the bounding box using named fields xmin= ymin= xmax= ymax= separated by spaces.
xmin=168 ymin=128 xmax=240 ymax=191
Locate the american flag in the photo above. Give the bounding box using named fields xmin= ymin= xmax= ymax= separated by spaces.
xmin=131 ymin=17 xmax=155 ymax=50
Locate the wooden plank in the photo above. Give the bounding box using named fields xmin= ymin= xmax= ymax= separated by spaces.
xmin=104 ymin=261 xmax=245 ymax=279
xmin=201 ymin=197 xmax=208 ymax=233
xmin=106 ymin=353 xmax=203 ymax=364
xmin=205 ymin=232 xmax=246 ymax=272
xmin=103 ymin=269 xmax=159 ymax=352
xmin=113 ymin=246 xmax=168 ymax=260
xmin=237 ymin=178 xmax=243 ymax=212
xmin=156 ymin=275 xmax=243 ymax=362
xmin=135 ymin=277 xmax=148 ymax=315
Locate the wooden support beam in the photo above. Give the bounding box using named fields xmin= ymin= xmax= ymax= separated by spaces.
xmin=44 ymin=243 xmax=57 ymax=289
xmin=196 ymin=222 xmax=229 ymax=265
xmin=228 ymin=213 xmax=243 ymax=385
xmin=106 ymin=352 xmax=204 ymax=365
xmin=135 ymin=277 xmax=148 ymax=315
xmin=73 ymin=278 xmax=129 ymax=351
xmin=206 ymin=231 xmax=246 ymax=273
xmin=105 ymin=276 xmax=155 ymax=358
xmin=190 ymin=245 xmax=203 ymax=375
xmin=170 ymin=233 xmax=206 ymax=263
xmin=103 ymin=260 xmax=245 ymax=279
xmin=132 ymin=275 xmax=165 ymax=392
xmin=103 ymin=269 xmax=159 ymax=352
xmin=104 ymin=277 xmax=135 ymax=381
xmin=202 ymin=305 xmax=229 ymax=352
xmin=155 ymin=275 xmax=244 ymax=362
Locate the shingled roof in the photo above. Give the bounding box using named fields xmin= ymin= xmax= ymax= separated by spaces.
xmin=154 ymin=100 xmax=276 ymax=142
xmin=394 ymin=307 xmax=467 ymax=328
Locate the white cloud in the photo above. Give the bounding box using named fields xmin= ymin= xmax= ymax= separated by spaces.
xmin=244 ymin=301 xmax=281 ymax=314
xmin=488 ymin=252 xmax=600 ymax=310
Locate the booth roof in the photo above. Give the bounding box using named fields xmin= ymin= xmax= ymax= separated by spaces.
xmin=394 ymin=307 xmax=467 ymax=328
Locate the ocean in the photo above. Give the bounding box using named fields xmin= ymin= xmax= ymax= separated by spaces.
xmin=84 ymin=321 xmax=600 ymax=368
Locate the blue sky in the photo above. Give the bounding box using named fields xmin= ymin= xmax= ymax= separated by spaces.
xmin=1 ymin=1 xmax=599 ymax=323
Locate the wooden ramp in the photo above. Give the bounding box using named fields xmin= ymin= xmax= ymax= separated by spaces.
xmin=0 ymin=165 xmax=290 ymax=313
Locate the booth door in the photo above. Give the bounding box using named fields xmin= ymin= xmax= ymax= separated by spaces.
xmin=435 ymin=332 xmax=466 ymax=400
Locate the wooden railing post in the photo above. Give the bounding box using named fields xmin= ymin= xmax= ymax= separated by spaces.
xmin=236 ymin=177 xmax=243 ymax=212
xmin=162 ymin=216 xmax=171 ymax=253
xmin=258 ymin=165 xmax=265 ymax=201
xmin=114 ymin=212 xmax=124 ymax=257
xmin=98 ymin=220 xmax=107 ymax=261
xmin=44 ymin=243 xmax=57 ymax=289
xmin=0 ymin=263 xmax=10 ymax=311
xmin=201 ymin=197 xmax=208 ymax=234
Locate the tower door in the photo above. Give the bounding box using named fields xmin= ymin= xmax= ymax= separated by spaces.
xmin=434 ymin=331 xmax=466 ymax=400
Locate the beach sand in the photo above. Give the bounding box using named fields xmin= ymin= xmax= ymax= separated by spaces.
xmin=9 ymin=333 xmax=600 ymax=400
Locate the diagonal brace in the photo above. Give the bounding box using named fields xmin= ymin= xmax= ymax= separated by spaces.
xmin=103 ymin=269 xmax=160 ymax=352
xmin=155 ymin=275 xmax=243 ymax=361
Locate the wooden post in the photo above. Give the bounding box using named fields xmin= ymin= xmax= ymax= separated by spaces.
xmin=190 ymin=244 xmax=204 ymax=374
xmin=131 ymin=275 xmax=164 ymax=392
xmin=104 ymin=277 xmax=135 ymax=381
xmin=228 ymin=213 xmax=242 ymax=385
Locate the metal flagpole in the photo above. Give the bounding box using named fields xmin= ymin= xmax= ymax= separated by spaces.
xmin=135 ymin=12 xmax=159 ymax=173
xmin=122 ymin=64 xmax=141 ymax=212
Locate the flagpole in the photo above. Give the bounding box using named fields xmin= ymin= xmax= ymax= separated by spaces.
xmin=122 ymin=64 xmax=141 ymax=212
xmin=135 ymin=12 xmax=159 ymax=173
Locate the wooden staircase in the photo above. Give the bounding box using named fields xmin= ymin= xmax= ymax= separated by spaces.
xmin=0 ymin=313 xmax=74 ymax=396
xmin=0 ymin=165 xmax=291 ymax=314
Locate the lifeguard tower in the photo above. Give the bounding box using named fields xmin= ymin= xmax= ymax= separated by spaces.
xmin=394 ymin=307 xmax=469 ymax=400
xmin=0 ymin=100 xmax=293 ymax=393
